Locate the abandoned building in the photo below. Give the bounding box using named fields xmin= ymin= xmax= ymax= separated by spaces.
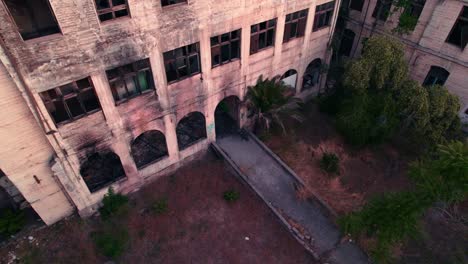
xmin=0 ymin=0 xmax=340 ymax=224
xmin=337 ymin=0 xmax=468 ymax=125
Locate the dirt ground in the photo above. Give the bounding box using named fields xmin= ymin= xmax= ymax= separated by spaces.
xmin=0 ymin=154 xmax=315 ymax=264
xmin=262 ymin=102 xmax=467 ymax=263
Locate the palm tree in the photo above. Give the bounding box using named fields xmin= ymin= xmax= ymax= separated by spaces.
xmin=246 ymin=75 xmax=303 ymax=134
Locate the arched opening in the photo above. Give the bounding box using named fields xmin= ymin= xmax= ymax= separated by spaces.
xmin=339 ymin=29 xmax=356 ymax=57
xmin=79 ymin=152 xmax=126 ymax=193
xmin=176 ymin=112 xmax=207 ymax=150
xmin=302 ymin=59 xmax=322 ymax=91
xmin=281 ymin=69 xmax=298 ymax=90
xmin=215 ymin=96 xmax=241 ymax=138
xmin=423 ymin=66 xmax=450 ymax=87
xmin=131 ymin=130 xmax=168 ymax=169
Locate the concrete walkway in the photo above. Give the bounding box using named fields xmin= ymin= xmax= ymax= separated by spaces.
xmin=215 ymin=134 xmax=368 ymax=264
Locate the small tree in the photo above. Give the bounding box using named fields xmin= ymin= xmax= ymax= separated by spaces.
xmin=246 ymin=75 xmax=303 ymax=133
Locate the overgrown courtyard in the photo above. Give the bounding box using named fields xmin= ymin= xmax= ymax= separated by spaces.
xmin=0 ymin=154 xmax=315 ymax=264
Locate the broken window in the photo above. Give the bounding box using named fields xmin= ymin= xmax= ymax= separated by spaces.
xmin=94 ymin=0 xmax=129 ymax=22
xmin=303 ymin=59 xmax=322 ymax=90
xmin=161 ymin=0 xmax=187 ymax=7
xmin=3 ymin=0 xmax=60 ymax=40
xmin=40 ymin=78 xmax=101 ymax=125
xmin=106 ymin=58 xmax=155 ymax=104
xmin=446 ymin=6 xmax=468 ymax=50
xmin=163 ymin=43 xmax=201 ymax=83
xmin=250 ymin=18 xmax=277 ymax=54
xmin=281 ymin=69 xmax=298 ymax=90
xmin=423 ymin=66 xmax=450 ymax=86
xmin=79 ymin=152 xmax=125 ymax=192
xmin=284 ymin=9 xmax=308 ymax=42
xmin=406 ymin=0 xmax=425 ymax=20
xmin=211 ymin=29 xmax=241 ymax=67
xmin=372 ymin=0 xmax=392 ymax=21
xmin=338 ymin=29 xmax=356 ymax=57
xmin=176 ymin=112 xmax=207 ymax=150
xmin=349 ymin=0 xmax=364 ymax=12
xmin=131 ymin=130 xmax=168 ymax=169
xmin=313 ymin=1 xmax=335 ymax=31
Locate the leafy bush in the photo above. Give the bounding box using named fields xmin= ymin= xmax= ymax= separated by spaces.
xmin=320 ymin=152 xmax=340 ymax=175
xmin=92 ymin=227 xmax=129 ymax=259
xmin=99 ymin=187 xmax=129 ymax=220
xmin=151 ymin=198 xmax=168 ymax=215
xmin=0 ymin=208 xmax=25 ymax=236
xmin=338 ymin=191 xmax=431 ymax=263
xmin=223 ymin=190 xmax=240 ymax=202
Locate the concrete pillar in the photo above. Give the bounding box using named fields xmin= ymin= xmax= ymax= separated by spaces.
xmin=240 ymin=20 xmax=252 ymax=99
xmin=272 ymin=6 xmax=286 ymax=71
xmin=163 ymin=113 xmax=180 ymax=161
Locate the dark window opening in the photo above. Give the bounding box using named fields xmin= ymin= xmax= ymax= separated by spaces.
xmin=338 ymin=29 xmax=356 ymax=57
xmin=372 ymin=0 xmax=392 ymax=21
xmin=176 ymin=112 xmax=207 ymax=150
xmin=284 ymin=9 xmax=308 ymax=42
xmin=163 ymin=43 xmax=201 ymax=83
xmin=446 ymin=6 xmax=468 ymax=49
xmin=281 ymin=69 xmax=298 ymax=90
xmin=106 ymin=58 xmax=155 ymax=104
xmin=423 ymin=66 xmax=450 ymax=86
xmin=3 ymin=0 xmax=60 ymax=40
xmin=131 ymin=130 xmax=168 ymax=169
xmin=40 ymin=78 xmax=101 ymax=125
xmin=407 ymin=0 xmax=425 ymax=19
xmin=211 ymin=29 xmax=241 ymax=67
xmin=303 ymin=59 xmax=322 ymax=90
xmin=313 ymin=1 xmax=335 ymax=31
xmin=80 ymin=152 xmax=126 ymax=193
xmin=161 ymin=0 xmax=187 ymax=7
xmin=94 ymin=0 xmax=129 ymax=22
xmin=250 ymin=18 xmax=277 ymax=54
xmin=349 ymin=0 xmax=364 ymax=12
xmin=215 ymin=96 xmax=240 ymax=138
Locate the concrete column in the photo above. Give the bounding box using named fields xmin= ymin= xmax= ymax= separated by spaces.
xmin=298 ymin=2 xmax=319 ymax=94
xmin=272 ymin=6 xmax=286 ymax=71
xmin=149 ymin=47 xmax=171 ymax=110
xmin=163 ymin=114 xmax=179 ymax=161
xmin=90 ymin=72 xmax=141 ymax=188
xmin=240 ymin=21 xmax=251 ymax=99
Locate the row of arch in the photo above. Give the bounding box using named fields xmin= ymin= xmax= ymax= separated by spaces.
xmin=79 ymin=96 xmax=240 ymax=192
xmin=280 ymin=58 xmax=322 ymax=91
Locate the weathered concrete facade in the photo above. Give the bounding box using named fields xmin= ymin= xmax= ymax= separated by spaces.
xmin=340 ymin=0 xmax=468 ymax=122
xmin=0 ymin=0 xmax=339 ymax=224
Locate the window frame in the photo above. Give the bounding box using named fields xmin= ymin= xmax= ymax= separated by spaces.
xmin=210 ymin=29 xmax=241 ymax=68
xmin=94 ymin=0 xmax=130 ymax=23
xmin=284 ymin=9 xmax=308 ymax=43
xmin=313 ymin=1 xmax=335 ymax=32
xmin=445 ymin=6 xmax=468 ymax=50
xmin=250 ymin=18 xmax=277 ymax=55
xmin=106 ymin=59 xmax=155 ymax=105
xmin=40 ymin=78 xmax=102 ymax=126
xmin=2 ymin=0 xmax=62 ymax=41
xmin=423 ymin=66 xmax=450 ymax=87
xmin=161 ymin=0 xmax=187 ymax=7
xmin=372 ymin=0 xmax=392 ymax=21
xmin=163 ymin=43 xmax=202 ymax=84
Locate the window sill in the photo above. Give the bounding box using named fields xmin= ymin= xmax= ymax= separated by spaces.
xmin=283 ymin=35 xmax=304 ymax=44
xmin=167 ymin=72 xmax=202 ymax=85
xmin=99 ymin=16 xmax=132 ymax=27
xmin=24 ymin=33 xmax=63 ymax=45
xmin=250 ymin=45 xmax=275 ymax=56
xmin=114 ymin=89 xmax=155 ymax=106
xmin=312 ymin=25 xmax=330 ymax=32
xmin=55 ymin=109 xmax=103 ymax=127
xmin=212 ymin=58 xmax=241 ymax=69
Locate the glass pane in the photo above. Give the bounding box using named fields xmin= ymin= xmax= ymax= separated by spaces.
xmin=231 ymin=40 xmax=240 ymax=59
xmin=251 ymin=25 xmax=257 ymax=33
xmin=135 ymin=59 xmax=150 ymax=70
xmin=80 ymin=90 xmax=100 ymax=112
xmin=163 ymin=51 xmax=175 ymax=61
xmin=111 ymin=80 xmax=127 ymax=101
xmin=51 ymin=101 xmax=69 ymax=123
xmin=267 ymin=29 xmax=274 ymax=46
xmin=177 ymin=58 xmax=188 ymax=77
xmin=231 ymin=30 xmax=239 ymax=39
xmin=290 ymin=23 xmax=298 ymax=38
xmin=43 ymin=89 xmax=59 ymax=100
xmin=99 ymin=13 xmax=114 ymax=22
xmin=293 ymin=11 xmax=299 ymax=20
xmin=76 ymin=78 xmax=91 ymax=89
xmin=122 ymin=64 xmax=134 ymax=74
xmin=112 ymin=0 xmax=125 ymax=6
xmin=60 ymin=83 xmax=76 ymax=96
xmin=115 ymin=9 xmax=128 ymax=18
xmin=188 ymin=43 xmax=198 ymax=54
xmin=268 ymin=19 xmax=276 ymax=27
xmin=106 ymin=68 xmax=120 ymax=80
xmin=189 ymin=55 xmax=200 ymax=74
xmin=96 ymin=0 xmax=110 ymax=10
xmin=66 ymin=97 xmax=85 ymax=117
xmin=137 ymin=71 xmax=151 ymax=92
xmin=212 ymin=54 xmax=220 ymax=66
xmin=260 ymin=22 xmax=267 ymax=30
xmin=125 ymin=76 xmax=138 ymax=96
xmin=300 ymin=10 xmax=308 ymax=17
xmin=221 ymin=44 xmax=230 ymax=62
xmin=259 ymin=32 xmax=266 ymax=49
xmin=166 ymin=63 xmax=177 ymax=82
xmin=286 ymin=14 xmax=292 ymax=22
xmin=221 ymin=33 xmax=230 ymax=42
xmin=211 ymin=36 xmax=219 ymax=46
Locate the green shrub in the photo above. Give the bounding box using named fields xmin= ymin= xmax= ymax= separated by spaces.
xmin=339 ymin=191 xmax=431 ymax=263
xmin=223 ymin=190 xmax=240 ymax=202
xmin=320 ymin=152 xmax=340 ymax=175
xmin=92 ymin=227 xmax=129 ymax=259
xmin=99 ymin=187 xmax=129 ymax=220
xmin=0 ymin=208 xmax=25 ymax=236
xmin=151 ymin=198 xmax=168 ymax=215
